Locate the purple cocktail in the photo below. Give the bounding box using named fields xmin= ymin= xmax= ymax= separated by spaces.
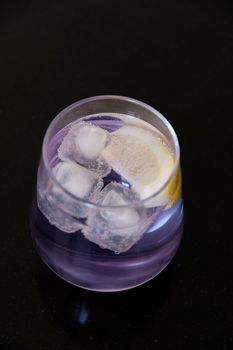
xmin=30 ymin=96 xmax=183 ymax=292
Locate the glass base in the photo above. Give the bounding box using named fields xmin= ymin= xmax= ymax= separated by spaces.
xmin=30 ymin=198 xmax=183 ymax=292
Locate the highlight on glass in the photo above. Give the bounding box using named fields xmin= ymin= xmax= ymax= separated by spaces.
xmin=30 ymin=95 xmax=184 ymax=292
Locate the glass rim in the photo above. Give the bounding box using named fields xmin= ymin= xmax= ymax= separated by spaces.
xmin=42 ymin=95 xmax=180 ymax=209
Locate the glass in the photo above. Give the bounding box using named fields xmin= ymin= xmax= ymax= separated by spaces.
xmin=30 ymin=95 xmax=184 ymax=292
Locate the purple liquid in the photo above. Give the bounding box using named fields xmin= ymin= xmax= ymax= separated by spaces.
xmin=30 ymin=115 xmax=184 ymax=291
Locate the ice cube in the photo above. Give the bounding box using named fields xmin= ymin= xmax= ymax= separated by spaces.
xmin=38 ymin=161 xmax=104 ymax=232
xmin=52 ymin=160 xmax=103 ymax=199
xmin=37 ymin=191 xmax=84 ymax=233
xmin=58 ymin=121 xmax=111 ymax=176
xmin=82 ymin=182 xmax=147 ymax=253
xmin=74 ymin=122 xmax=109 ymax=160
xmin=100 ymin=186 xmax=140 ymax=229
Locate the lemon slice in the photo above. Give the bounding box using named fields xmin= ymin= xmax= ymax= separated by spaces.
xmin=102 ymin=124 xmax=178 ymax=207
xmin=167 ymin=165 xmax=182 ymax=206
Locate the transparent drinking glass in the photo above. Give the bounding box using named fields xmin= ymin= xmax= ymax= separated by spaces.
xmin=30 ymin=95 xmax=184 ymax=292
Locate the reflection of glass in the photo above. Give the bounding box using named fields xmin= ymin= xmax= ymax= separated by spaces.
xmin=30 ymin=95 xmax=184 ymax=292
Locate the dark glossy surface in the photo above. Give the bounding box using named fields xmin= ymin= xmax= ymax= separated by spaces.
xmin=0 ymin=1 xmax=232 ymax=349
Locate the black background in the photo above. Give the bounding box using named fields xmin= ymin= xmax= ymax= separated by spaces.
xmin=0 ymin=1 xmax=233 ymax=349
